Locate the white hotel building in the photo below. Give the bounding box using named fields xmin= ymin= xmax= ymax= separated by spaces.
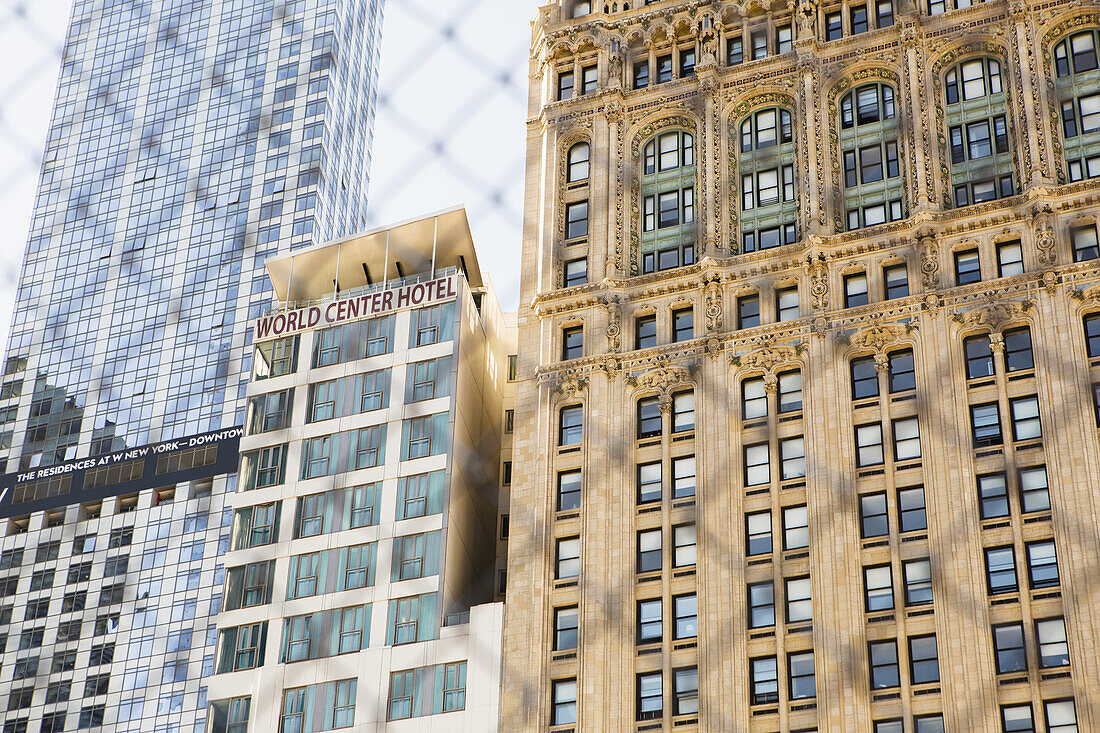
xmin=209 ymin=208 xmax=513 ymax=732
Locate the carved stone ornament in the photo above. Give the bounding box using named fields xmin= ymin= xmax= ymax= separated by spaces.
xmin=1032 ymin=204 xmax=1057 ymax=266
xmin=635 ymin=364 xmax=693 ymax=409
xmin=918 ymin=229 xmax=939 ymax=290
xmin=805 ymin=253 xmax=829 ymax=312
xmin=731 ymin=339 xmax=804 ymax=375
xmin=795 ymin=0 xmax=817 ymax=40
xmin=1041 ymin=270 xmax=1060 ymax=296
xmin=703 ymin=273 xmax=723 ymax=333
xmin=601 ymin=294 xmax=623 ymax=353
xmin=962 ymin=298 xmax=1032 ymax=331
xmin=544 ymin=369 xmax=588 ymax=401
xmin=847 ymin=320 xmax=914 ymax=355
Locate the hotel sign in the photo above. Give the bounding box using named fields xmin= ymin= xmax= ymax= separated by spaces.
xmin=254 ymin=273 xmax=459 ymax=341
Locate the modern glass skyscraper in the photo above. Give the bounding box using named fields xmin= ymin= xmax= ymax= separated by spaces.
xmin=0 ymin=0 xmax=383 ymax=472
xmin=0 ymin=1 xmax=383 ymax=731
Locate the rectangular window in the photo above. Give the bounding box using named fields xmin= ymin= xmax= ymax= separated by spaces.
xmin=680 ymin=49 xmax=696 ymax=77
xmin=826 ymin=11 xmax=843 ymax=40
xmin=556 ymin=538 xmax=580 ymax=579
xmin=672 ymin=391 xmax=695 ymax=432
xmin=673 ymin=593 xmax=697 ymax=639
xmin=744 ymin=442 xmax=770 ymax=485
xmin=856 ymin=423 xmax=884 ymax=466
xmin=672 ymin=308 xmax=693 ymax=342
xmin=581 ymin=65 xmax=597 ymax=94
xmin=638 ymin=598 xmax=662 ymax=643
xmin=562 ymin=326 xmax=583 ymax=360
xmin=728 ymin=36 xmax=743 ymax=65
xmin=997 ymin=240 xmax=1024 ymax=277
xmin=851 ymin=356 xmax=878 ymax=400
xmin=634 ymin=59 xmax=649 ymax=88
xmin=786 ymin=576 xmax=812 ymax=623
xmin=903 ymin=558 xmax=932 ymax=606
xmin=673 ymin=667 xmax=698 ymax=715
xmin=888 ymin=350 xmax=915 ymax=392
xmin=777 ymin=286 xmax=799 ymax=321
xmin=780 ymin=437 xmax=806 ymax=480
xmin=637 ymin=529 xmax=662 ymax=573
xmin=1045 ymin=700 xmax=1078 ymax=733
xmin=965 ymin=335 xmax=994 ymax=379
xmin=565 ymin=201 xmax=588 ymax=239
xmin=845 ymin=272 xmax=869 ymax=308
xmin=751 ymin=31 xmax=767 ymax=59
xmin=1036 ymin=617 xmax=1069 ymax=668
xmin=637 ymin=462 xmax=662 ymax=504
xmin=673 ymin=524 xmax=696 ymax=568
xmin=746 ymin=511 xmax=772 ymax=555
xmin=1026 ymin=540 xmax=1059 ymax=588
xmin=559 ymin=405 xmax=583 ymax=446
xmin=636 ymin=314 xmax=657 ymax=349
xmin=656 ymin=55 xmax=673 ymax=83
xmin=557 ymin=70 xmax=574 ymax=100
xmin=738 ymin=294 xmax=761 ymax=329
xmin=860 ymin=493 xmax=889 ymax=537
xmin=1072 ymin=225 xmax=1099 ymax=262
xmin=750 ymin=656 xmax=779 ymax=705
xmin=908 ymin=634 xmax=939 ymax=684
xmin=557 ymin=470 xmax=582 ymax=512
xmin=864 ymin=565 xmax=893 ymax=612
xmin=672 ymin=455 xmax=696 ymax=499
xmin=782 ymin=504 xmax=809 ymax=549
xmin=850 ymin=4 xmax=869 ymax=33
xmin=985 ymin=546 xmax=1018 ymax=594
xmin=992 ymin=623 xmax=1027 ymax=674
xmin=1003 ymin=327 xmax=1033 ymax=372
xmin=637 ymin=396 xmax=662 ymax=438
xmin=978 ymin=472 xmax=1009 ymax=518
xmin=788 ymin=651 xmax=816 ymax=699
xmin=779 ymin=370 xmax=803 ymax=412
xmin=1019 ymin=465 xmax=1050 ymax=513
xmin=892 ymin=416 xmax=921 ymax=461
xmin=742 ymin=377 xmax=767 ymax=419
xmin=1010 ymin=395 xmax=1042 ymax=441
xmin=898 ymin=486 xmax=927 ymax=532
xmin=869 ymin=640 xmax=900 ymax=689
xmin=552 ymin=679 xmax=577 ymax=725
xmin=564 ymin=258 xmax=587 ymax=287
xmin=955 ymin=249 xmax=981 ymax=285
xmin=970 ymin=402 xmax=1003 ymax=448
xmin=554 ymin=607 xmax=578 ymax=651
xmin=1001 ymin=705 xmax=1035 ymax=733
xmin=884 ymin=264 xmax=908 ymax=299
xmin=748 ymin=581 xmax=775 ymax=628
xmin=637 ymin=672 xmax=662 ymax=721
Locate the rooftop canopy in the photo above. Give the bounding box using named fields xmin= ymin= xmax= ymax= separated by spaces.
xmin=264 ymin=206 xmax=483 ymax=303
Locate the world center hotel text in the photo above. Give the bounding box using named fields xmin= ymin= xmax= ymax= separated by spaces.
xmin=254 ymin=273 xmax=458 ymax=341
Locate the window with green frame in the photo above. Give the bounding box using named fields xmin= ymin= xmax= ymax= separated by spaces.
xmin=944 ymin=57 xmax=1016 ymax=207
xmin=840 ymin=83 xmax=906 ymax=230
xmin=639 ymin=130 xmax=696 ymax=273
xmin=738 ymin=107 xmax=798 ymax=252
xmin=1054 ymin=29 xmax=1100 ymax=181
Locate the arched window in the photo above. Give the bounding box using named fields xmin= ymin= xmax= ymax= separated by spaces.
xmin=567 ymin=142 xmax=590 ymax=183
xmin=839 ymin=83 xmax=905 ymax=230
xmin=639 ymin=130 xmax=696 ymax=273
xmin=1054 ymin=29 xmax=1100 ymax=181
xmin=943 ymin=58 xmax=1015 ymax=207
xmin=738 ymin=108 xmax=797 ymax=252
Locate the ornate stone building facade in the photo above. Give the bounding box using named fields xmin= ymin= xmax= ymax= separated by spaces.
xmin=505 ymin=0 xmax=1100 ymax=732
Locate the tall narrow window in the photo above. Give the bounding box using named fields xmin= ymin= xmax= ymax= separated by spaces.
xmin=567 ymin=142 xmax=590 ymax=182
xmin=945 ymin=58 xmax=1015 ymax=206
xmin=641 ymin=130 xmax=696 ymax=273
xmin=739 ymin=107 xmax=798 ymax=251
xmin=840 ymin=83 xmax=904 ymax=230
xmin=1054 ymin=30 xmax=1100 ymax=181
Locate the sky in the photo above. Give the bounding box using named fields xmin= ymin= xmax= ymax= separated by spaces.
xmin=0 ymin=0 xmax=537 ymax=350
